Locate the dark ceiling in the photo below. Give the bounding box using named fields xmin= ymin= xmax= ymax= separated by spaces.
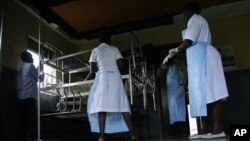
xmin=20 ymin=0 xmax=241 ymax=40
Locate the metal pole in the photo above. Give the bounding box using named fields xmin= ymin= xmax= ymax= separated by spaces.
xmin=69 ymin=73 xmax=71 ymax=92
xmin=37 ymin=14 xmax=41 ymax=141
xmin=143 ymin=85 xmax=147 ymax=109
xmin=152 ymin=67 xmax=157 ymax=111
xmin=128 ymin=59 xmax=133 ymax=105
xmin=77 ymin=91 xmax=82 ymax=111
xmin=46 ymin=49 xmax=91 ymax=62
xmin=129 ymin=32 xmax=142 ymax=57
xmin=0 ymin=0 xmax=3 ymax=84
xmin=199 ymin=116 xmax=203 ymax=132
xmin=130 ymin=38 xmax=136 ymax=70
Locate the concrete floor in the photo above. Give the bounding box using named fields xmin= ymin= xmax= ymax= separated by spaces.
xmin=39 ymin=135 xmax=229 ymax=141
xmin=39 ymin=137 xmax=228 ymax=141
xmin=143 ymin=137 xmax=228 ymax=141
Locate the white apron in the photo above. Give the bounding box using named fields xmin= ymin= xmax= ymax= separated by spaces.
xmin=87 ymin=68 xmax=131 ymax=133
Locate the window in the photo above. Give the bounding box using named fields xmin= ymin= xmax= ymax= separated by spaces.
xmin=28 ymin=50 xmax=57 ymax=87
xmin=28 ymin=50 xmax=39 ymax=68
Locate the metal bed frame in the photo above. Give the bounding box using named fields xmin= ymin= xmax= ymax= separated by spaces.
xmin=39 ymin=32 xmax=156 ymax=118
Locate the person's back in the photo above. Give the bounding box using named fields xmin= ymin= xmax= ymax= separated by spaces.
xmin=17 ymin=51 xmax=38 ymax=141
xmin=184 ymin=14 xmax=211 ymax=44
xmin=18 ymin=61 xmax=38 ymax=100
xmin=87 ymin=32 xmax=136 ymax=141
xmin=91 ymin=43 xmax=121 ymax=70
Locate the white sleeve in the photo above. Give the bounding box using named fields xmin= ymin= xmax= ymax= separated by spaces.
xmin=116 ymin=48 xmax=123 ymax=59
xmin=183 ymin=16 xmax=202 ymax=43
xmin=89 ymin=49 xmax=97 ymax=62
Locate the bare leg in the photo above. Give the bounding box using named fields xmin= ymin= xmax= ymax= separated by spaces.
xmin=211 ymin=101 xmax=223 ymax=134
xmin=200 ymin=116 xmax=209 ymax=134
xmin=202 ymin=103 xmax=213 ymax=134
xmin=198 ymin=102 xmax=214 ymax=134
xmin=122 ymin=112 xmax=136 ymax=140
xmin=99 ymin=112 xmax=106 ymax=141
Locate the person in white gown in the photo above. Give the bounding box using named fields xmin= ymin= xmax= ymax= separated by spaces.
xmin=168 ymin=2 xmax=229 ymax=139
xmin=86 ymin=31 xmax=136 ymax=141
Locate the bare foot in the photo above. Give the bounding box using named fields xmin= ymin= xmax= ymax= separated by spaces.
xmin=98 ymin=137 xmax=104 ymax=141
xmin=130 ymin=134 xmax=137 ymax=141
xmin=131 ymin=136 xmax=136 ymax=141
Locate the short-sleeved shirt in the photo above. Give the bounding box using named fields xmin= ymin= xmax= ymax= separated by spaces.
xmin=183 ymin=14 xmax=212 ymax=44
xmin=89 ymin=43 xmax=123 ymax=70
xmin=18 ymin=62 xmax=38 ymax=100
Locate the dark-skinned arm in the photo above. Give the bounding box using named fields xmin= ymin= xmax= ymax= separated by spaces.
xmin=177 ymin=39 xmax=193 ymax=52
xmin=117 ymin=58 xmax=125 ymax=74
xmin=85 ymin=62 xmax=97 ymax=80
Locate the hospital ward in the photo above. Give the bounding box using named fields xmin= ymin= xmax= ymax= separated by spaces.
xmin=1 ymin=0 xmax=250 ymax=141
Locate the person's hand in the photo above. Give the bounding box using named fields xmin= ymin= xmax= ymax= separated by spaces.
xmin=39 ymin=74 xmax=44 ymax=82
xmin=40 ymin=60 xmax=45 ymax=65
xmin=163 ymin=53 xmax=174 ymax=64
xmin=168 ymin=53 xmax=174 ymax=59
xmin=162 ymin=55 xmax=169 ymax=64
xmin=160 ymin=63 xmax=167 ymax=69
xmin=177 ymin=85 xmax=185 ymax=97
xmin=169 ymin=47 xmax=180 ymax=55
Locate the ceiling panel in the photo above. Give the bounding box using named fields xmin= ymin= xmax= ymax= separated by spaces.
xmin=52 ymin=0 xmax=178 ymax=32
xmin=21 ymin=0 xmax=242 ymax=39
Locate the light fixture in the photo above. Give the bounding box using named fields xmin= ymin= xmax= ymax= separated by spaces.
xmin=50 ymin=22 xmax=59 ymax=29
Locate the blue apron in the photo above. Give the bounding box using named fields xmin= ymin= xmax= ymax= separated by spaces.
xmin=166 ymin=64 xmax=186 ymax=124
xmin=186 ymin=42 xmax=208 ymax=117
